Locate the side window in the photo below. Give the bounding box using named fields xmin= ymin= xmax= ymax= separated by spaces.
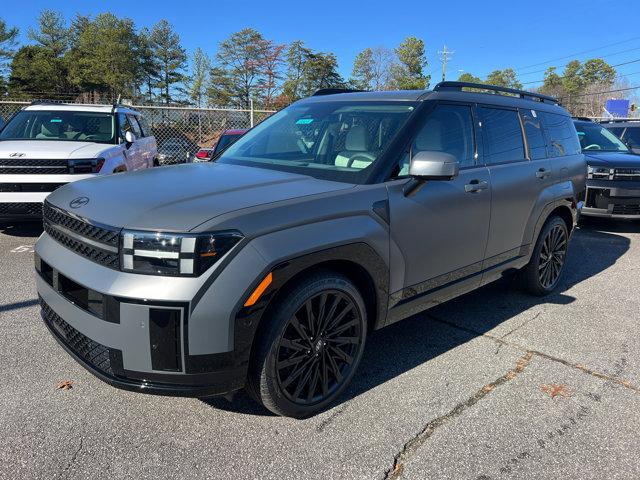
xmin=540 ymin=112 xmax=581 ymax=157
xmin=623 ymin=127 xmax=640 ymax=148
xmin=138 ymin=116 xmax=152 ymax=137
xmin=606 ymin=126 xmax=625 ymax=139
xmin=519 ymin=109 xmax=547 ymax=160
xmin=409 ymin=104 xmax=476 ymax=170
xmin=118 ymin=113 xmax=132 ymax=141
xmin=127 ymin=114 xmax=143 ymax=137
xmin=479 ymin=107 xmax=525 ymax=164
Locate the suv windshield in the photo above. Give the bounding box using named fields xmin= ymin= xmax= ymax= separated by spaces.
xmin=574 ymin=121 xmax=629 ymax=153
xmin=0 ymin=110 xmax=115 ymax=144
xmin=218 ymin=101 xmax=417 ymax=183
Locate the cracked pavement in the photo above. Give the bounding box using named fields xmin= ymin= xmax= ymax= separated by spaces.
xmin=1 ymin=218 xmax=639 ymax=479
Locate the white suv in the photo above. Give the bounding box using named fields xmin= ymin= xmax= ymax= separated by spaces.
xmin=0 ymin=103 xmax=157 ymax=220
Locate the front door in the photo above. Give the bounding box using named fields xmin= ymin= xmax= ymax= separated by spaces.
xmin=387 ymin=103 xmax=491 ymax=318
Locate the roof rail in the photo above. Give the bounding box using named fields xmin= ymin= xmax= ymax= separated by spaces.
xmin=433 ymin=81 xmax=559 ymax=105
xmin=313 ymin=88 xmax=365 ymax=96
xmin=572 ymin=116 xmax=594 ymax=122
xmin=29 ymin=100 xmax=60 ymax=106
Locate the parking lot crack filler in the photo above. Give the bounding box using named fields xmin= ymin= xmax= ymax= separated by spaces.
xmin=383 ymin=351 xmax=533 ymax=480
xmin=428 ymin=314 xmax=640 ymax=394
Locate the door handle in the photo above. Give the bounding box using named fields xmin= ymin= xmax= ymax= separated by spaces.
xmin=464 ymin=180 xmax=489 ymax=193
xmin=536 ymin=168 xmax=550 ymax=179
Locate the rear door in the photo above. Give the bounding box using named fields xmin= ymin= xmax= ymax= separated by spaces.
xmin=479 ymin=105 xmax=552 ymax=272
xmin=129 ymin=115 xmax=155 ymax=168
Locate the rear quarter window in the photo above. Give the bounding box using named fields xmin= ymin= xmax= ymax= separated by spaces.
xmin=519 ymin=109 xmax=547 ymax=160
xmin=540 ymin=112 xmax=581 ymax=157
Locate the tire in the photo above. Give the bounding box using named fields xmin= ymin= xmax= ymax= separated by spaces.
xmin=247 ymin=271 xmax=367 ymax=418
xmin=520 ymin=216 xmax=569 ymax=296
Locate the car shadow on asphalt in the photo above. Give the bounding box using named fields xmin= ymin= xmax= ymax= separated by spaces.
xmin=0 ymin=221 xmax=43 ymax=237
xmin=204 ymin=225 xmax=631 ymax=417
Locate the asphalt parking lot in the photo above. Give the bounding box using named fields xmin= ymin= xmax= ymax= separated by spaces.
xmin=1 ymin=218 xmax=639 ymax=480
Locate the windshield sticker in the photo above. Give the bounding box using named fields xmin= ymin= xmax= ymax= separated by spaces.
xmin=296 ymin=118 xmax=314 ymax=125
xmin=50 ymin=119 xmax=63 ymax=123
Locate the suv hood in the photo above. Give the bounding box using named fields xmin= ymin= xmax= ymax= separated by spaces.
xmin=584 ymin=151 xmax=640 ymax=167
xmin=0 ymin=140 xmax=110 ymax=159
xmin=46 ymin=163 xmax=355 ymax=231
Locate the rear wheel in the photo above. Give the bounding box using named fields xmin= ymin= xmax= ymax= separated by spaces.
xmin=247 ymin=272 xmax=367 ymax=418
xmin=520 ymin=216 xmax=569 ymax=296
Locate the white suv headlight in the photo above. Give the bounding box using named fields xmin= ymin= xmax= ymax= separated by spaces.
xmin=120 ymin=230 xmax=243 ymax=276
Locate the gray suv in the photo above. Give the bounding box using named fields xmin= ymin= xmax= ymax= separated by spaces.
xmin=35 ymin=82 xmax=585 ymax=418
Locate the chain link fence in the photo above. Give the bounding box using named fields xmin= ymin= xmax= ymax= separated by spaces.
xmin=0 ymin=100 xmax=275 ymax=158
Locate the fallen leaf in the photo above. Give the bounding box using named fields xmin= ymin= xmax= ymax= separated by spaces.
xmin=482 ymin=384 xmax=495 ymax=393
xmin=540 ymin=384 xmax=571 ymax=399
xmin=56 ymin=380 xmax=74 ymax=390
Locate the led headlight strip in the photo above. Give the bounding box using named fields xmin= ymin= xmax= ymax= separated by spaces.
xmin=120 ymin=230 xmax=242 ymax=276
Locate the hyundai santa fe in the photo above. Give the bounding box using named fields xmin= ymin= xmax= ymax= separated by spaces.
xmin=35 ymin=82 xmax=586 ymax=418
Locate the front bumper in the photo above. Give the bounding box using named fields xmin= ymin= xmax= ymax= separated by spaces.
xmin=35 ymin=225 xmax=269 ymax=397
xmin=582 ymin=179 xmax=640 ymax=219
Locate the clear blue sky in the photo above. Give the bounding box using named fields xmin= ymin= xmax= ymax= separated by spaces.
xmin=4 ymin=0 xmax=640 ymax=87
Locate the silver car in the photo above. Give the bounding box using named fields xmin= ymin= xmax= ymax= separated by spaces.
xmin=35 ymin=82 xmax=585 ymax=418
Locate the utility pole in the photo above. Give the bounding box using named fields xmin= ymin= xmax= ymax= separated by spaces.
xmin=438 ymin=45 xmax=454 ymax=82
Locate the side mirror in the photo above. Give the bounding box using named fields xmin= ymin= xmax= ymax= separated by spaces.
xmin=125 ymin=130 xmax=136 ymax=144
xmin=409 ymin=151 xmax=459 ymax=180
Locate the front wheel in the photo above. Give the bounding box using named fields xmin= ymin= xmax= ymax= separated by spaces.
xmin=247 ymin=272 xmax=367 ymax=418
xmin=520 ymin=216 xmax=569 ymax=296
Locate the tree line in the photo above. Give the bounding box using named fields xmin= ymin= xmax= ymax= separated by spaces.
xmin=0 ymin=11 xmax=624 ymax=115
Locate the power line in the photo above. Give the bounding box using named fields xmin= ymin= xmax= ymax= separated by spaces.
xmin=474 ymin=36 xmax=640 ymax=78
xmin=520 ymin=58 xmax=640 ymax=86
xmin=517 ymin=45 xmax=640 ymax=77
xmin=559 ymin=85 xmax=640 ymax=99
xmin=512 ymin=36 xmax=640 ymax=73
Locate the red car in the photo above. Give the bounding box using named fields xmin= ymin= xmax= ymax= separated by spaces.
xmin=195 ymin=129 xmax=248 ymax=161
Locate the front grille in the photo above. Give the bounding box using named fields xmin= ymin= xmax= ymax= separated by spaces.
xmin=612 ymin=204 xmax=640 ymax=215
xmin=0 ymin=202 xmax=43 ymax=216
xmin=40 ymin=296 xmax=123 ymax=376
xmin=43 ymin=202 xmax=120 ymax=247
xmin=0 ymin=158 xmax=68 ymax=175
xmin=43 ymin=202 xmax=121 ymax=269
xmin=613 ymin=168 xmax=640 ymax=181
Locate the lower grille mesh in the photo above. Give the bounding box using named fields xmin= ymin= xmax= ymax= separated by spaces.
xmin=40 ymin=297 xmax=123 ymax=376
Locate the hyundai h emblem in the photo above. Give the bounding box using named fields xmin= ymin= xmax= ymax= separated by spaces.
xmin=69 ymin=196 xmax=90 ymax=209
xmin=9 ymin=152 xmax=26 ymax=157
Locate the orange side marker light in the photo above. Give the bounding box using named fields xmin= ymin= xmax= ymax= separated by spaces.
xmin=244 ymin=272 xmax=273 ymax=307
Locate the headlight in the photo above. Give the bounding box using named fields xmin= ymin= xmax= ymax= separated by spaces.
xmin=120 ymin=230 xmax=243 ymax=276
xmin=587 ymin=165 xmax=613 ymax=179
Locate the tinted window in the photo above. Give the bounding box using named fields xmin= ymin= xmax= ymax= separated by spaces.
xmin=573 ymin=121 xmax=628 ymax=152
xmin=605 ymin=126 xmax=625 ymax=138
xmin=411 ymin=104 xmax=476 ymax=168
xmin=623 ymin=126 xmax=640 ymax=147
xmin=519 ymin=109 xmax=547 ymax=160
xmin=219 ymin=101 xmax=416 ymax=184
xmin=541 ymin=112 xmax=581 ymax=157
xmin=128 ymin=115 xmax=143 ymax=137
xmin=138 ymin=116 xmax=152 ymax=137
xmin=0 ymin=110 xmax=115 ymax=144
xmin=479 ymin=107 xmax=525 ymax=164
xmin=118 ymin=113 xmax=133 ymax=141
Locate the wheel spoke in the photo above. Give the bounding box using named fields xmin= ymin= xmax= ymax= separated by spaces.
xmin=280 ymin=338 xmax=308 ymax=352
xmin=324 ymin=303 xmax=355 ymax=332
xmin=304 ymin=299 xmax=317 ymax=337
xmin=281 ymin=356 xmax=315 ymax=388
xmin=317 ymin=294 xmax=340 ymax=336
xmin=306 ymin=363 xmax=321 ymax=402
xmin=326 ymin=336 xmax=360 ymax=346
xmin=290 ymin=315 xmax=312 ymax=347
xmin=277 ymin=353 xmax=308 ymax=369
xmin=325 ymin=317 xmax=358 ymax=338
xmin=328 ymin=344 xmax=354 ymax=365
xmin=293 ymin=361 xmax=316 ymax=400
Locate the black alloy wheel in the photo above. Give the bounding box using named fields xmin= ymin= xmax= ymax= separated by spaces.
xmin=248 ymin=272 xmax=367 ymax=418
xmin=538 ymin=223 xmax=568 ymax=289
xmin=521 ymin=215 xmax=570 ymax=296
xmin=275 ymin=290 xmax=363 ymax=405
